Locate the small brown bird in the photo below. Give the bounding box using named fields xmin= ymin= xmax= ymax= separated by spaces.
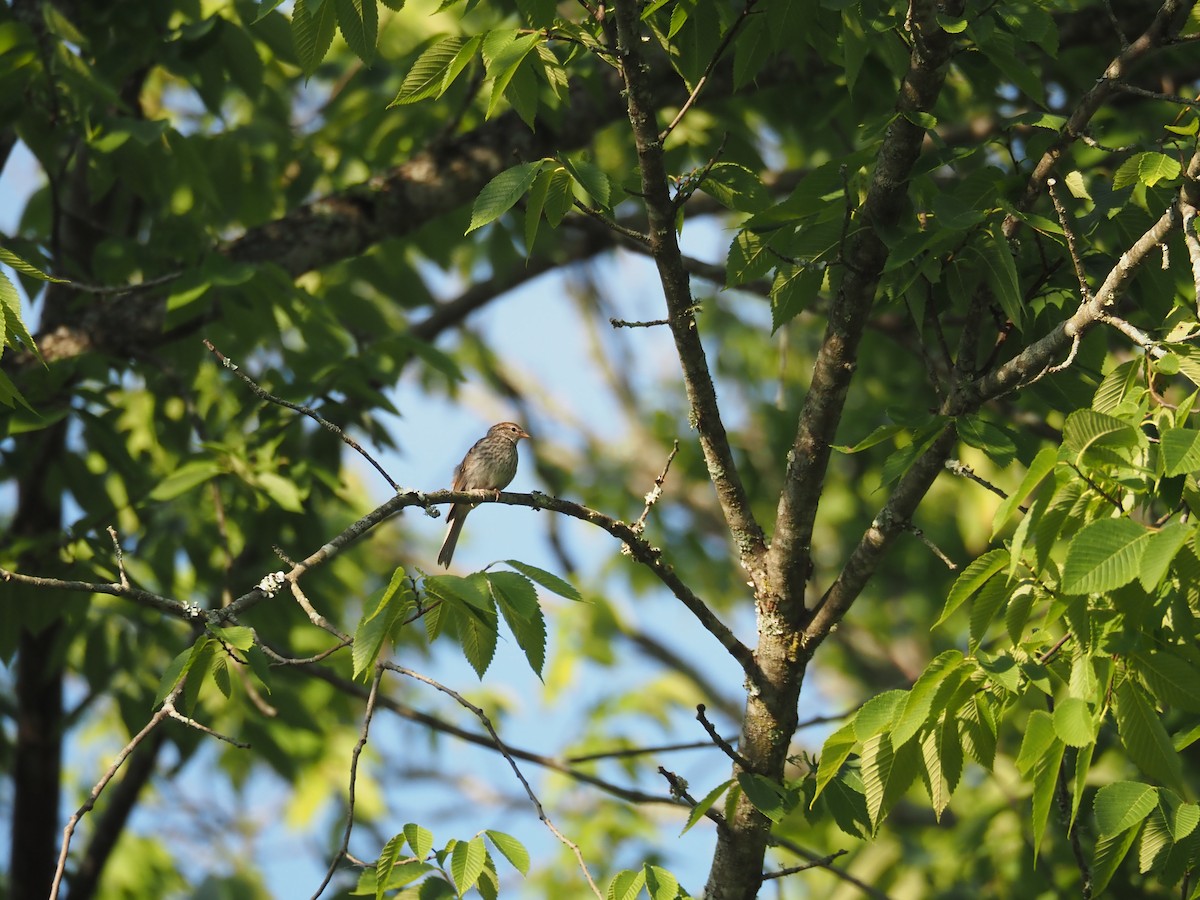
xmin=437 ymin=421 xmax=531 ymax=568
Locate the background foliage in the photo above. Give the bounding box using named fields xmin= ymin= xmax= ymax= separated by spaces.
xmin=3 ymin=0 xmax=1200 ymax=897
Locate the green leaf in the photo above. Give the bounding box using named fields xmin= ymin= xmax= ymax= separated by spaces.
xmin=149 ymin=460 xmax=225 ymax=501
xmin=1053 ymin=697 xmax=1096 ymax=747
xmin=1016 ymin=710 xmax=1057 ymax=776
xmin=643 ymin=864 xmax=679 ymax=900
xmin=451 ymin=835 xmax=487 ymax=895
xmin=700 ymin=163 xmax=771 ymax=213
xmin=607 ymin=869 xmax=646 ymax=900
xmin=560 ymin=156 xmax=611 ymax=209
xmin=891 ymin=650 xmax=966 ymax=748
xmin=0 ymin=269 xmax=43 ymax=363
xmin=333 ymin=0 xmax=377 ymax=64
xmin=1061 ymin=518 xmax=1151 ymax=595
xmin=1114 ymin=152 xmax=1182 ymax=190
xmin=770 ymin=264 xmax=822 ymax=332
xmin=681 ymin=779 xmax=733 ymax=834
xmin=1062 ymin=408 xmax=1144 ymax=462
xmin=1133 ymin=650 xmax=1200 ymax=712
xmin=209 ymin=625 xmax=255 ymax=652
xmin=391 ymin=36 xmax=470 ymax=106
xmin=489 ymin=571 xmax=546 ymax=677
xmin=1116 ymin=681 xmax=1187 ymax=793
xmin=1030 ymin=736 xmax=1066 ymax=862
xmin=854 ymin=690 xmax=907 ymax=740
xmin=726 ymin=229 xmax=774 ymax=287
xmin=353 ymin=568 xmax=413 ymax=680
xmin=992 ymin=445 xmax=1057 ymax=537
xmin=467 ymin=161 xmax=547 ymax=234
xmin=0 ymin=245 xmax=64 ymax=282
xmin=970 ymin=228 xmax=1022 ymax=327
xmin=1138 ymin=522 xmax=1191 ymax=591
xmin=375 ymin=832 xmax=407 ymax=900
xmin=1070 ymin=741 xmax=1094 ymax=832
xmin=1160 ymin=428 xmax=1200 ymax=477
xmin=404 ymin=823 xmax=434 ymax=859
xmin=485 ymin=31 xmax=541 ymax=119
xmin=292 ymin=0 xmax=338 ymax=73
xmin=737 ymin=772 xmax=789 ymax=823
xmin=1092 ymin=825 xmax=1141 ymax=895
xmin=1094 ymin=781 xmax=1159 ymax=838
xmin=935 ymin=549 xmax=1010 ymax=627
xmin=504 ymin=560 xmax=582 ymax=600
xmin=813 ymin=721 xmax=858 ymax=800
xmin=861 ymin=732 xmax=921 ymax=834
xmin=484 ymin=830 xmax=529 ymax=875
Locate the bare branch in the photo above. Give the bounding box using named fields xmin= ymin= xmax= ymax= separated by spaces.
xmin=204 ymin=339 xmax=400 ymax=492
xmin=311 ymin=664 xmax=384 ymax=900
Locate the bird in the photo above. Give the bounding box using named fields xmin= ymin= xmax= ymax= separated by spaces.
xmin=437 ymin=421 xmax=531 ymax=568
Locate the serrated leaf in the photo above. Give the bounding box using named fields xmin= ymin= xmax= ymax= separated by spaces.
xmin=209 ymin=625 xmax=255 ymax=652
xmin=726 ymin=229 xmax=774 ymax=287
xmin=353 ymin=567 xmax=412 ymax=680
xmin=489 ymin=571 xmax=546 ymax=677
xmin=643 ymin=864 xmax=679 ymax=900
xmin=376 ymin=832 xmax=407 ymax=899
xmin=485 ymin=32 xmax=541 ymax=119
xmin=1092 ymin=825 xmax=1140 ymax=895
xmin=1161 ymin=428 xmax=1200 ymax=477
xmin=467 ymin=161 xmax=546 ymax=233
xmin=333 ymin=0 xmax=377 ymax=64
xmin=813 ymin=720 xmax=857 ymax=800
xmin=1053 ymin=697 xmax=1096 ymax=747
xmin=1139 ymin=522 xmax=1191 ymax=592
xmin=971 ymin=228 xmax=1022 ymax=327
xmin=391 ymin=36 xmax=468 ymax=105
xmin=681 ymin=779 xmax=733 ymax=834
xmin=404 ymin=823 xmax=434 ymax=859
xmin=737 ymin=772 xmax=788 ymax=823
xmin=1061 ymin=518 xmax=1151 ymax=594
xmin=1095 ymin=781 xmax=1159 ymax=838
xmin=560 ymin=156 xmax=611 ymax=209
xmin=891 ymin=650 xmax=965 ymax=748
xmin=1030 ymin=729 xmax=1066 ymax=862
xmin=292 ymin=0 xmax=337 ymax=73
xmin=1114 ymin=151 xmax=1182 ymax=190
xmin=484 ymin=830 xmax=529 ymax=875
xmin=451 ymin=836 xmax=487 ymax=895
xmin=1133 ymin=650 xmax=1200 ymax=712
xmin=1116 ymin=681 xmax=1187 ymax=793
xmin=861 ymin=732 xmax=921 ymax=834
xmin=854 ymin=690 xmax=907 ymax=740
xmin=607 ymin=869 xmax=645 ymax=900
xmin=1070 ymin=741 xmax=1094 ymax=832
xmin=1016 ymin=710 xmax=1057 ymax=776
xmin=770 ymin=264 xmax=821 ymax=332
xmin=992 ymin=445 xmax=1057 ymax=537
xmin=935 ymin=549 xmax=1010 ymax=627
xmin=504 ymin=560 xmax=581 ymax=600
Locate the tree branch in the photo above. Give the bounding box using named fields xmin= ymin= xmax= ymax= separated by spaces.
xmin=613 ymin=0 xmax=768 ymax=578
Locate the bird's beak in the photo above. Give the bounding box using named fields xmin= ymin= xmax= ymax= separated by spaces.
xmin=519 ymin=428 xmax=532 ymax=439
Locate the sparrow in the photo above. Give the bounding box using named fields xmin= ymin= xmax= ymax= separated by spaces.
xmin=437 ymin=421 xmax=530 ymax=568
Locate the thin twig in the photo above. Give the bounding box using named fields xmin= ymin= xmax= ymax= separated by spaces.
xmin=1047 ymin=178 xmax=1092 ymax=303
xmin=162 ymin=698 xmax=251 ymax=749
xmin=903 ymin=523 xmax=958 ymax=571
xmin=761 ymin=850 xmax=848 ymax=881
xmin=106 ymin=526 xmax=129 ymax=589
xmin=311 ymin=664 xmax=384 ymax=900
xmin=659 ymin=0 xmax=760 ymax=142
xmin=203 ymin=339 xmax=399 ymax=492
xmin=49 ymin=685 xmax=183 ymax=900
xmin=631 ymin=441 xmax=679 ymax=535
xmin=610 ymin=317 xmax=670 ymax=328
xmin=696 ymin=704 xmax=754 ymax=770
